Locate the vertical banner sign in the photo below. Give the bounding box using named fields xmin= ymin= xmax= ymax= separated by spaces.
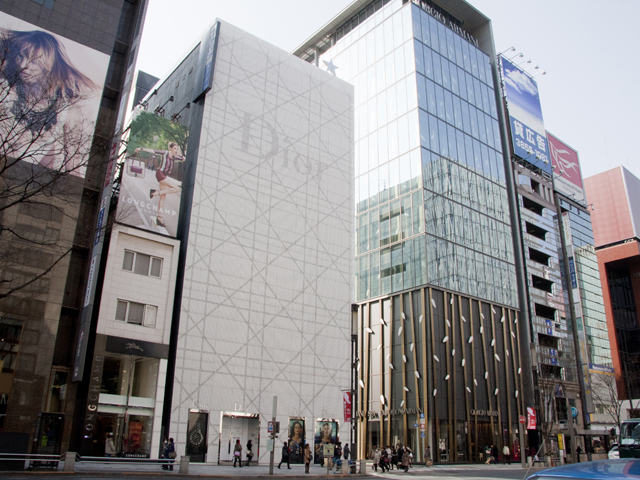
xmin=500 ymin=57 xmax=550 ymax=174
xmin=73 ymin=137 xmax=121 ymax=381
xmin=527 ymin=407 xmax=537 ymax=430
xmin=343 ymin=391 xmax=352 ymax=423
xmin=194 ymin=21 xmax=220 ymax=102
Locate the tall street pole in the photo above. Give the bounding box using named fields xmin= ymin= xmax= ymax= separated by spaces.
xmin=269 ymin=396 xmax=277 ymax=475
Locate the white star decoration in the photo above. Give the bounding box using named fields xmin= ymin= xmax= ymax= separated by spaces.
xmin=323 ymin=59 xmax=338 ymax=75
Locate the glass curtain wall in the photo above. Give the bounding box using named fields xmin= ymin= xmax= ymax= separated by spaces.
xmin=560 ymin=200 xmax=611 ymax=367
xmin=329 ymin=0 xmax=516 ymax=305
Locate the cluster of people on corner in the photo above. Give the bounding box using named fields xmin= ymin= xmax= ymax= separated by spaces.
xmin=279 ymin=439 xmax=351 ymax=473
xmin=483 ymin=444 xmax=510 ymax=465
xmin=372 ymin=444 xmax=413 ymax=473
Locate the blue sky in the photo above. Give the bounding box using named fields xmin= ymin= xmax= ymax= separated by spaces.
xmin=136 ymin=0 xmax=640 ymax=181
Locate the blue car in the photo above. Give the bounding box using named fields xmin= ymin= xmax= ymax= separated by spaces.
xmin=527 ymin=459 xmax=640 ymax=480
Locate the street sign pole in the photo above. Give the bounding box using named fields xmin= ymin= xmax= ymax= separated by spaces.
xmin=519 ymin=415 xmax=526 ymax=467
xmin=269 ymin=396 xmax=277 ymax=475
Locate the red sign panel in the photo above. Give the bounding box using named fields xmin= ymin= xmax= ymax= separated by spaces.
xmin=343 ymin=391 xmax=352 ymax=423
xmin=519 ymin=415 xmax=526 ymax=425
xmin=527 ymin=407 xmax=537 ymax=430
xmin=548 ymin=132 xmax=585 ymax=203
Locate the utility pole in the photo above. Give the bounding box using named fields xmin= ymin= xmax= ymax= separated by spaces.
xmin=269 ymin=396 xmax=277 ymax=475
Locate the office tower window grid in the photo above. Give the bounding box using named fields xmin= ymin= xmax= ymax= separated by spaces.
xmin=325 ymin=1 xmax=516 ymax=305
xmin=560 ymin=200 xmax=611 ymax=367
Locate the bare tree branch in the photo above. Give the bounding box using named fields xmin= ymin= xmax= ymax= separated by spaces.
xmin=0 ymin=28 xmax=113 ymax=300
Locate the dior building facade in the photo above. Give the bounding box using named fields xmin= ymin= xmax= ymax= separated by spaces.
xmin=80 ymin=20 xmax=354 ymax=461
xmin=296 ymin=0 xmax=526 ymax=463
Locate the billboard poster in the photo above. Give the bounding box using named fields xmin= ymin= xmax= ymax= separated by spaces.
xmin=547 ymin=132 xmax=585 ymax=203
xmin=589 ymin=363 xmax=615 ymax=375
xmin=314 ymin=419 xmax=338 ymax=465
xmin=500 ymin=57 xmax=550 ymax=174
xmin=288 ymin=418 xmax=306 ymax=464
xmin=0 ymin=12 xmax=109 ymax=178
xmin=119 ymin=109 xmax=189 ymax=237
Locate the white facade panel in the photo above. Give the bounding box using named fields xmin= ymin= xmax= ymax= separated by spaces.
xmin=98 ymin=225 xmax=180 ymax=345
xmin=171 ymin=22 xmax=354 ymax=462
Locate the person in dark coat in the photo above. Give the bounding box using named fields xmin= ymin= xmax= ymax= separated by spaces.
xmin=278 ymin=442 xmax=291 ymax=469
xmin=246 ymin=439 xmax=253 ymax=466
xmin=233 ymin=439 xmax=242 ymax=467
xmin=491 ymin=445 xmax=499 ymax=464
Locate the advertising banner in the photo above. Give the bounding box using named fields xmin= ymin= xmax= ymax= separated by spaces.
xmin=526 ymin=407 xmax=537 ymax=430
xmin=288 ymin=418 xmax=306 ymax=464
xmin=118 ymin=109 xmax=189 ymax=237
xmin=500 ymin=57 xmax=550 ymax=174
xmin=548 ymin=132 xmax=585 ymax=204
xmin=0 ymin=12 xmax=109 ymax=178
xmin=343 ymin=391 xmax=352 ymax=423
xmin=314 ymin=420 xmax=338 ymax=465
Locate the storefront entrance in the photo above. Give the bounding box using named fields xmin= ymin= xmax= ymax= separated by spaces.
xmin=219 ymin=413 xmax=259 ymax=463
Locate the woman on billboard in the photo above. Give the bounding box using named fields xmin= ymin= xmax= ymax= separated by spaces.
xmin=134 ymin=143 xmax=185 ymax=228
xmin=314 ymin=421 xmax=337 ymax=464
xmin=0 ymin=27 xmax=99 ymax=172
xmin=288 ymin=420 xmax=305 ymax=464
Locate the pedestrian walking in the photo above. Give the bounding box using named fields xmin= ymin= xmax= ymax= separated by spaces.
xmin=233 ymin=439 xmax=243 ymax=467
xmin=576 ymin=445 xmax=582 ymax=463
xmin=334 ymin=442 xmax=343 ymax=471
xmin=402 ymin=449 xmax=411 ymax=472
xmin=502 ymin=444 xmax=511 ymax=465
xmin=491 ymin=445 xmax=499 ymax=465
xmin=304 ymin=444 xmax=312 ymax=474
xmin=485 ymin=445 xmax=493 ymax=465
xmin=246 ymin=439 xmax=253 ymax=466
xmin=105 ymin=433 xmax=116 ymax=457
xmin=373 ymin=446 xmax=380 ymax=472
xmin=381 ymin=447 xmax=390 ymax=472
xmin=344 ymin=442 xmax=350 ymax=461
xmin=278 ymin=441 xmax=291 ymax=469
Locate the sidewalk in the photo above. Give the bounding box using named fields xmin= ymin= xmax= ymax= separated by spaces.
xmin=73 ymin=462 xmax=357 ymax=476
xmin=17 ymin=460 xmax=539 ymax=477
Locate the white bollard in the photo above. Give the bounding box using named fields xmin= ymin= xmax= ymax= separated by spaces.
xmin=179 ymin=456 xmax=189 ymax=474
xmin=359 ymin=459 xmax=367 ymax=474
xmin=63 ymin=451 xmax=75 ymax=472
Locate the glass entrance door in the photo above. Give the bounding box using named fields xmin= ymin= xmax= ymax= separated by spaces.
xmin=186 ymin=411 xmax=208 ymax=462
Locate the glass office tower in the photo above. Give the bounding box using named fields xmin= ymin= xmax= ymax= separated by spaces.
xmin=296 ymin=0 xmax=523 ymax=463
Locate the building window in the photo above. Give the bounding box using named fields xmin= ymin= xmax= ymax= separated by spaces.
xmin=0 ymin=319 xmax=23 ymax=374
xmin=31 ymin=0 xmax=55 ymax=9
xmin=122 ymin=250 xmax=162 ymax=278
xmin=46 ymin=369 xmax=68 ymax=413
xmin=116 ymin=300 xmax=157 ymax=327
